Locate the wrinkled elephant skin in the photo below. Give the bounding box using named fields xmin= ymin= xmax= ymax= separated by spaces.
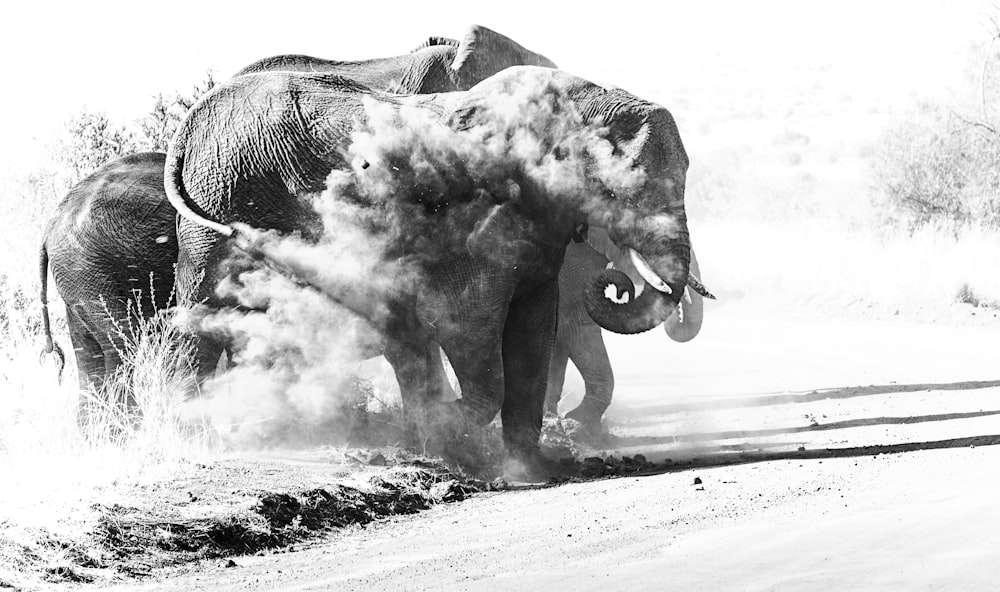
xmin=166 ymin=65 xmax=701 ymax=464
xmin=39 ymin=153 xmax=177 ymax=422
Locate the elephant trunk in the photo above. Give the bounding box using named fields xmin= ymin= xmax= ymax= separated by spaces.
xmin=663 ymin=248 xmax=704 ymax=343
xmin=583 ymin=214 xmax=691 ymax=335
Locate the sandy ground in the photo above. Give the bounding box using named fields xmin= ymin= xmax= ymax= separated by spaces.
xmin=108 ymin=303 xmax=1000 ymax=591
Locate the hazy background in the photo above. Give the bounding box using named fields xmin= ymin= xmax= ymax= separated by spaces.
xmin=0 ymin=0 xmax=982 ymax=173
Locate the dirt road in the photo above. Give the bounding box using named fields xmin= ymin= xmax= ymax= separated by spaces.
xmin=112 ymin=305 xmax=1000 ymax=591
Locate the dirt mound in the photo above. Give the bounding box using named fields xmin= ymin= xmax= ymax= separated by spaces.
xmin=1 ymin=452 xmax=477 ymax=589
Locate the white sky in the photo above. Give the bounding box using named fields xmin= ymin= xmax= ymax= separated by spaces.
xmin=0 ymin=0 xmax=989 ymax=175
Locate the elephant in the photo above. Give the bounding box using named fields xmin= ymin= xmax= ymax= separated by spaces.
xmin=244 ymin=23 xmax=708 ymax=434
xmin=189 ymin=24 xmax=557 ymax=385
xmin=37 ymin=25 xmax=554 ymax=402
xmin=164 ymin=65 xmax=710 ymax=469
xmin=545 ymin=229 xmax=705 ymax=432
xmin=234 ymin=24 xmax=556 ymax=92
xmin=39 ymin=152 xmax=177 ymax=416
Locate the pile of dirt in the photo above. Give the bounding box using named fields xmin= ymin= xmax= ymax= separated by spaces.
xmin=1 ymin=424 xmax=670 ymax=589
xmin=97 ymin=461 xmax=478 ymax=574
xmin=1 ymin=452 xmax=477 ymax=588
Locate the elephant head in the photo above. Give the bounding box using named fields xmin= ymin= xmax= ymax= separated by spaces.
xmin=447 ymin=25 xmax=557 ymax=88
xmin=585 ymin=226 xmax=706 ymax=342
xmin=234 ymin=25 xmax=556 ymax=94
xmin=447 ymin=66 xmax=711 ymax=337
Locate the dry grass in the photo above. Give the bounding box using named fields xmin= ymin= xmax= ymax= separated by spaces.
xmin=0 ymin=278 xmax=211 ymax=589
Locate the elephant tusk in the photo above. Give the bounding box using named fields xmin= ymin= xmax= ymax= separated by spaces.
xmin=683 ymin=286 xmax=692 ymax=305
xmin=687 ymin=273 xmax=716 ymax=300
xmin=627 ymin=248 xmax=672 ymax=295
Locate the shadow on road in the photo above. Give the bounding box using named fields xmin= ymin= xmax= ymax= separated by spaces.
xmin=611 ymin=379 xmax=1000 ymax=421
xmin=609 ymin=409 xmax=1000 ymax=448
xmin=629 ymin=434 xmax=1000 ymax=477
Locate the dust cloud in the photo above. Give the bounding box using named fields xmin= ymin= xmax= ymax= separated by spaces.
xmin=181 ymin=69 xmax=657 ymax=448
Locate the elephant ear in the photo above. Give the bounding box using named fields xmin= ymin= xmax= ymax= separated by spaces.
xmin=451 ymin=25 xmax=557 ymax=89
xmin=410 ymin=36 xmax=460 ymax=53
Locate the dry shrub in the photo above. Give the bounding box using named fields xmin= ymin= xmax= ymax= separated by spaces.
xmin=871 ymin=102 xmax=1000 ymax=232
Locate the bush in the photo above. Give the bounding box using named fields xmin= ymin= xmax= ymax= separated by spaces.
xmin=54 ymin=110 xmax=143 ymax=185
xmin=871 ymin=102 xmax=1000 ymax=231
xmin=139 ymin=72 xmax=216 ymax=153
xmin=51 ymin=72 xmax=216 ymax=186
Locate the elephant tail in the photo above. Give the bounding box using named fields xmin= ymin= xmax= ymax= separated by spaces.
xmin=163 ymin=145 xmax=235 ymax=239
xmin=38 ymin=241 xmax=65 ymax=383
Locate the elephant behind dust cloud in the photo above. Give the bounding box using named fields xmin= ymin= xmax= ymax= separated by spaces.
xmin=177 ymin=68 xmax=674 ymax=451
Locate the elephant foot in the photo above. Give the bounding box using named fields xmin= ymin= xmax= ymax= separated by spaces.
xmin=412 ymin=402 xmax=507 ymax=476
xmin=502 ymin=447 xmax=576 ymax=482
xmin=564 ymin=404 xmax=607 ymax=438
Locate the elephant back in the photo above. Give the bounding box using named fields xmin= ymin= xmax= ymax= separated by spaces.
xmin=46 ymin=152 xmax=176 ymax=317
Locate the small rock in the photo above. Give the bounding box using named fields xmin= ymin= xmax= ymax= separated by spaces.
xmin=368 ymin=452 xmax=387 ymax=466
xmin=693 ymin=477 xmax=702 ymax=485
xmin=225 ymin=560 xmax=238 ymax=568
xmin=488 ymin=478 xmax=509 ymax=491
xmin=430 ymin=479 xmax=468 ymax=503
xmin=581 ymin=456 xmax=607 ymax=478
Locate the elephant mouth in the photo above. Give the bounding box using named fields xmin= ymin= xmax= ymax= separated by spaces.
xmin=583 ymin=230 xmax=714 ymax=336
xmin=623 ymin=247 xmax=714 ymax=301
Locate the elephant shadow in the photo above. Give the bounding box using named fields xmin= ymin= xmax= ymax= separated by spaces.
xmin=618 ymin=433 xmax=1000 ymax=479
xmin=607 ymin=379 xmax=1000 ymax=421
xmin=570 ymin=378 xmax=1000 ymax=478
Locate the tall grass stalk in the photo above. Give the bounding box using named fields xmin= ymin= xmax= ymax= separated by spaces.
xmin=1 ymin=288 xmax=209 ymax=534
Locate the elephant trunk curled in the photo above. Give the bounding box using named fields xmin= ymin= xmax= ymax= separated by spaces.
xmin=582 ymin=197 xmax=706 ymax=335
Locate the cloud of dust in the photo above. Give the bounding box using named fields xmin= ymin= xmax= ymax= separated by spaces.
xmin=182 ymin=69 xmax=661 ymax=449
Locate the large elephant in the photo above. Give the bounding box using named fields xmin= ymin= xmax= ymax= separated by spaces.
xmin=165 ymin=65 xmax=708 ymax=466
xmin=39 ymin=152 xmax=177 ymax=413
xmin=239 ymin=25 xmax=707 ymax=436
xmin=38 ymin=25 xmax=554 ymax=399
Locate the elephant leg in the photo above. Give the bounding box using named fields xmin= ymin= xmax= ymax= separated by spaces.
xmin=66 ymin=305 xmax=108 ymax=429
xmin=383 ymin=335 xmax=445 ymax=442
xmin=437 ymin=336 xmax=505 ymax=429
xmin=564 ymin=322 xmax=614 ymax=431
xmin=96 ymin=305 xmax=135 ymax=415
xmin=500 ymin=277 xmax=559 ymax=460
xmin=68 ymin=314 xmax=104 ymax=391
xmin=433 ymin=334 xmax=505 ymax=464
xmin=176 ymin=221 xmax=239 ymax=382
xmin=424 ymin=262 xmax=511 ymax=433
xmin=544 ymin=332 xmax=571 ymax=415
